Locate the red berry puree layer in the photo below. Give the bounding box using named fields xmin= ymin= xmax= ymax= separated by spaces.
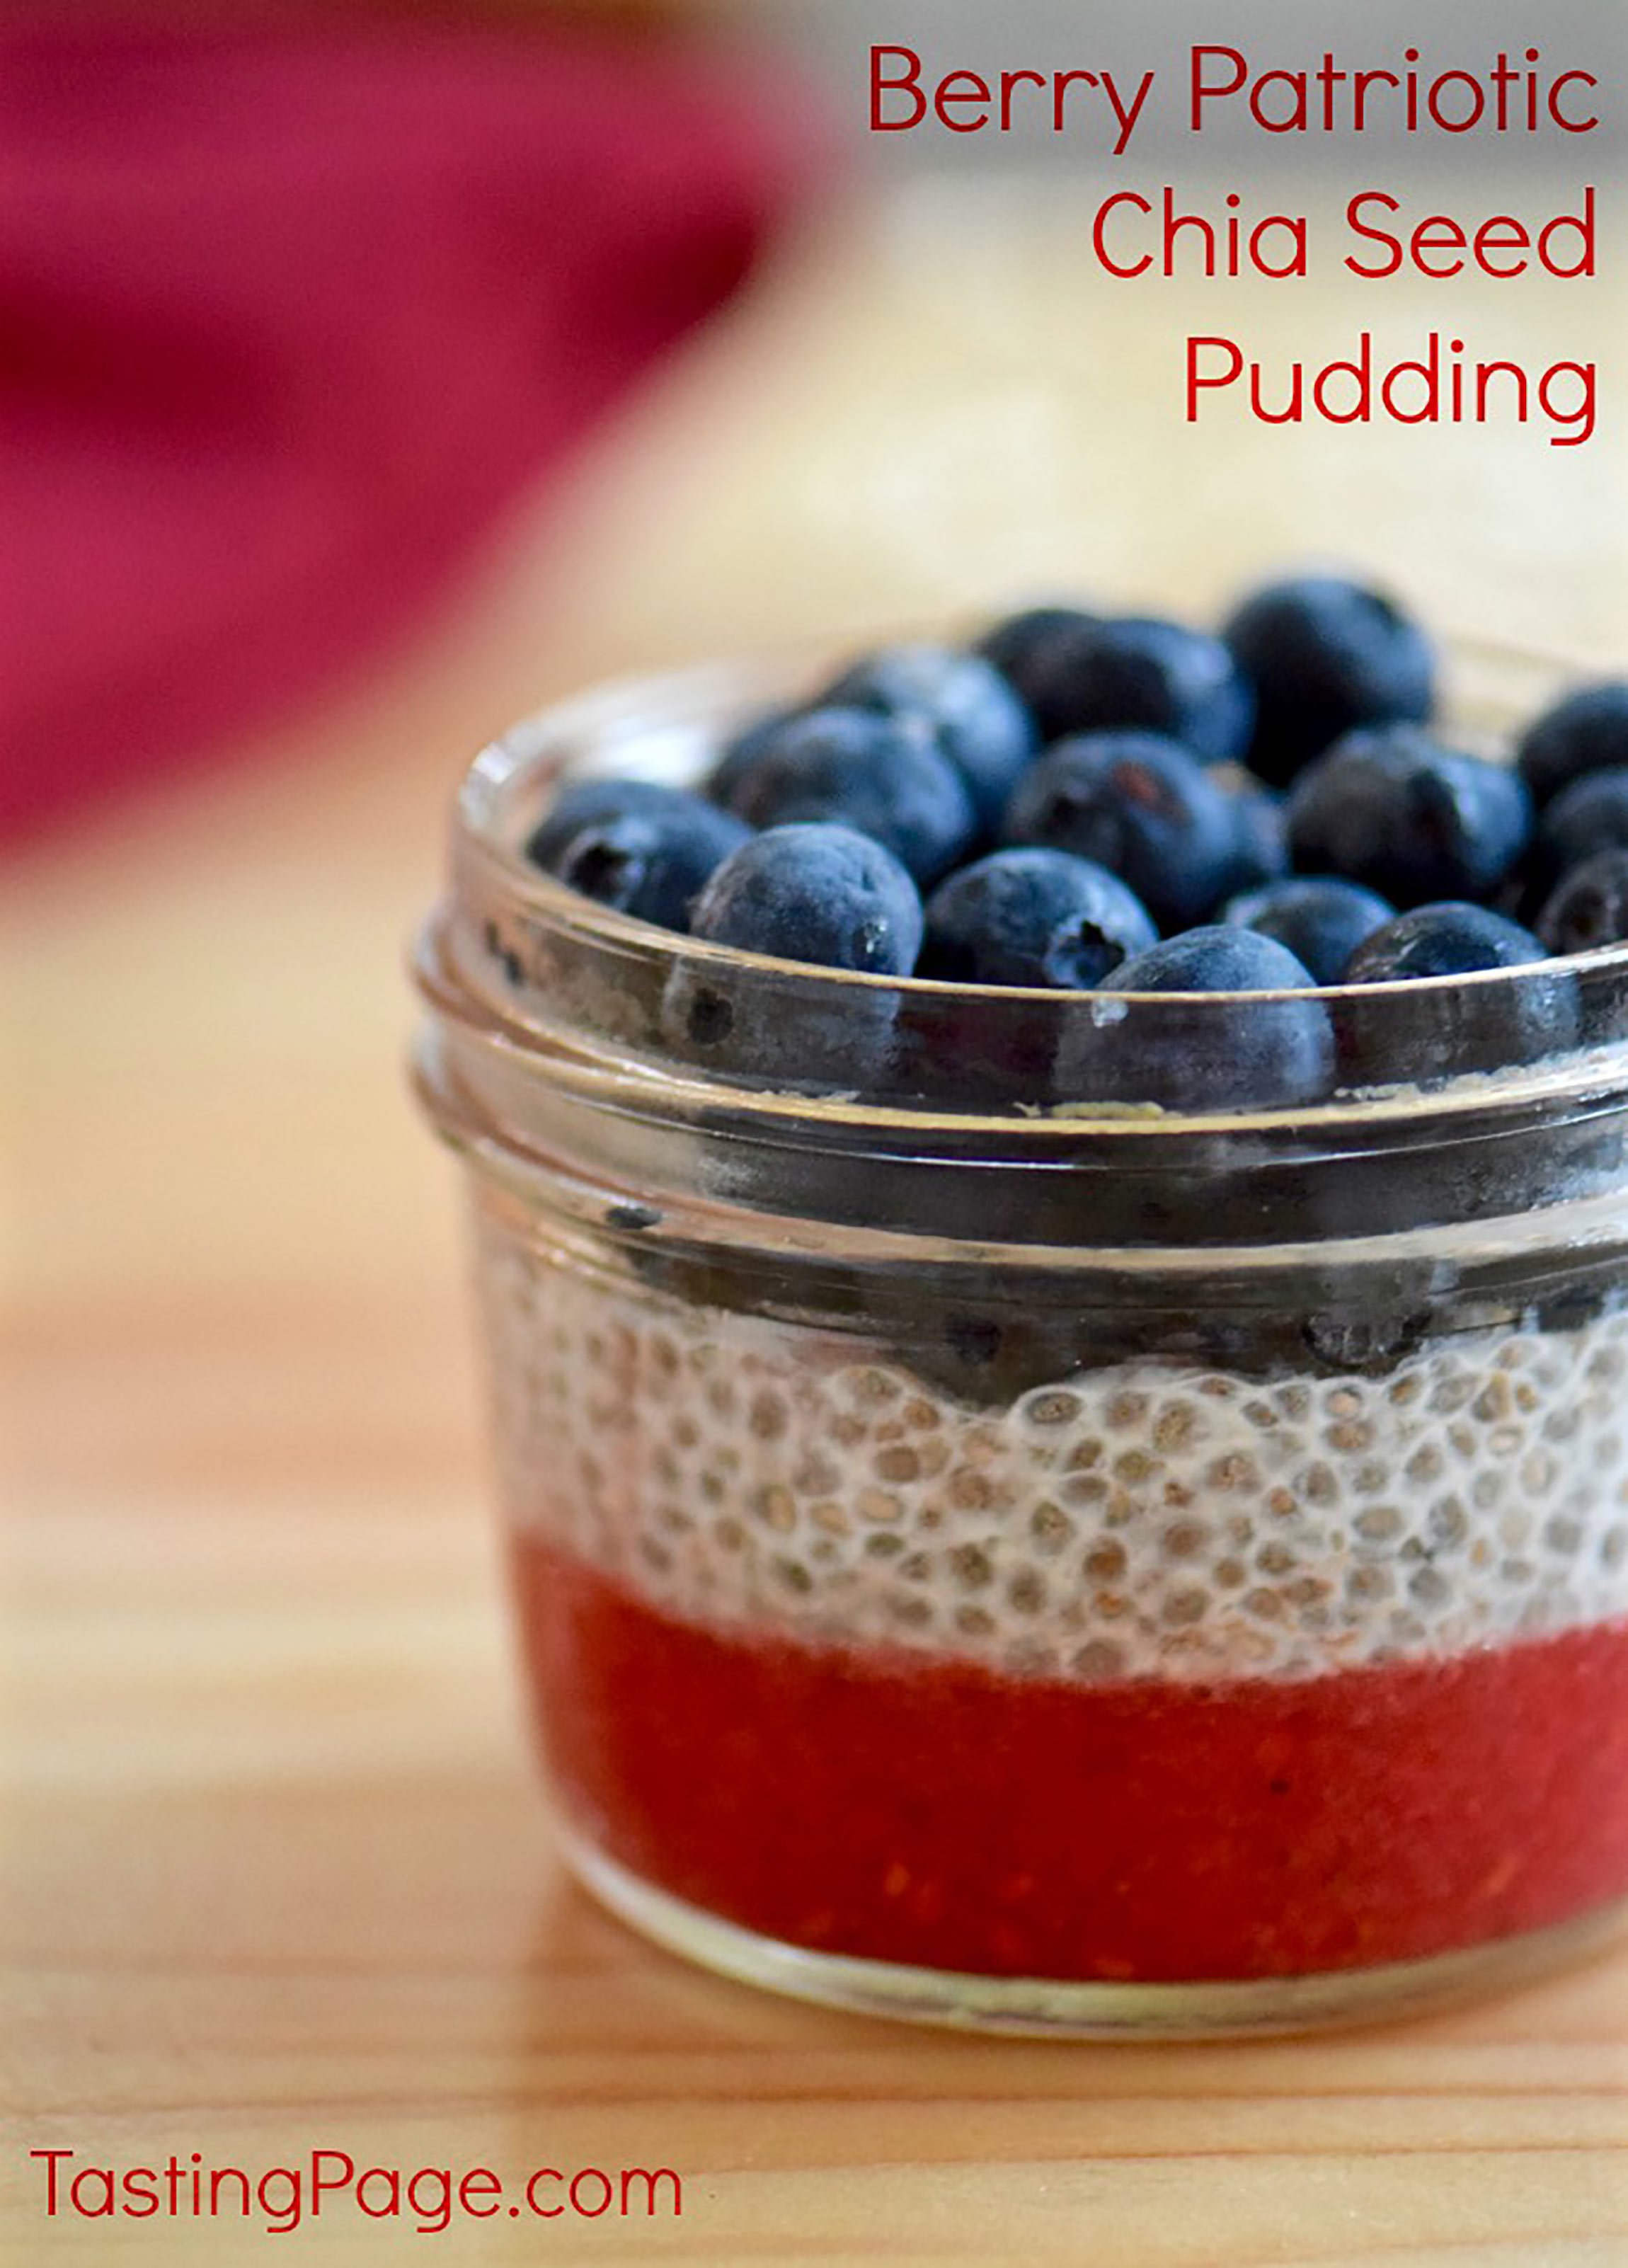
xmin=513 ymin=1537 xmax=1628 ymax=1982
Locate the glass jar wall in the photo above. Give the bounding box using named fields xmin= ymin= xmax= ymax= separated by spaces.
xmin=413 ymin=655 xmax=1628 ymax=2035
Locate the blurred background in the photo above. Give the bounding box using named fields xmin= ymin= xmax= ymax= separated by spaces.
xmin=5 ymin=0 xmax=1625 ymax=842
xmin=6 ymin=0 xmax=1625 ymax=844
xmin=5 ymin=0 xmax=1628 ymax=2227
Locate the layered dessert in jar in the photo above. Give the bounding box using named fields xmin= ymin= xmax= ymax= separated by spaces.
xmin=414 ymin=575 xmax=1628 ymax=2032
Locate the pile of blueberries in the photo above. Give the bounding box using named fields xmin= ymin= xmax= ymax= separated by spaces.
xmin=522 ymin=574 xmax=1628 ymax=1101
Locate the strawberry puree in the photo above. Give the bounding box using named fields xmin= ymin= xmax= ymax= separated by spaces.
xmin=514 ymin=1537 xmax=1628 ymax=1981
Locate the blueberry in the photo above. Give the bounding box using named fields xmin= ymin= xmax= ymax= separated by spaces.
xmin=524 ymin=780 xmax=751 ymax=932
xmin=818 ymin=643 xmax=1038 ymax=830
xmin=1208 ymin=767 xmax=1290 ymax=900
xmin=1341 ymin=902 xmax=1573 ymax=1082
xmin=1532 ymin=767 xmax=1628 ymax=900
xmin=1285 ymin=726 xmax=1532 ymax=908
xmin=1516 ymin=682 xmax=1628 ymax=807
xmin=524 ymin=777 xmax=696 ymax=871
xmin=1537 ymin=848 xmax=1628 ymax=956
xmin=1002 ymin=731 xmax=1241 ymax=931
xmin=920 ymin=848 xmax=1157 ymax=989
xmin=1223 ymin=876 xmax=1395 ymax=987
xmin=713 ymin=706 xmax=978 ymax=886
xmin=707 ymin=704 xmax=802 ymax=808
xmin=1065 ymin=928 xmax=1334 ymax=1111
xmin=1000 ymin=613 xmax=1254 ymax=764
xmin=663 ymin=823 xmax=917 ymax=1092
xmin=1222 ymin=574 xmax=1436 ymax=786
xmin=1344 ymin=903 xmax=1547 ymax=983
xmin=975 ymin=605 xmax=1100 ymax=696
xmin=687 ymin=822 xmax=924 ymax=974
xmin=1103 ymin=927 xmax=1322 ymax=993
xmin=660 ymin=949 xmax=900 ymax=1096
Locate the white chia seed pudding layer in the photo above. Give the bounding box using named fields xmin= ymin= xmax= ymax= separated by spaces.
xmin=476 ymin=1213 xmax=1628 ymax=1684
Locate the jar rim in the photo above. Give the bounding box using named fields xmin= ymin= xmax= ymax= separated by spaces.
xmin=457 ymin=648 xmax=1628 ymax=1011
xmin=424 ymin=644 xmax=1628 ymax=1135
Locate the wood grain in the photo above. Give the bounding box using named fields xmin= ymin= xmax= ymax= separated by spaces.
xmin=4 ymin=188 xmax=1627 ymax=2266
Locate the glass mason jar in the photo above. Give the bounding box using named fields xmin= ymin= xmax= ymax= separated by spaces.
xmin=412 ymin=646 xmax=1628 ymax=2037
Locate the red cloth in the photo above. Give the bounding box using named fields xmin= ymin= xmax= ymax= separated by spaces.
xmin=0 ymin=13 xmax=808 ymax=840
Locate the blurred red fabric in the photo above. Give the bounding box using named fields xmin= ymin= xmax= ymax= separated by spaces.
xmin=0 ymin=11 xmax=809 ymax=840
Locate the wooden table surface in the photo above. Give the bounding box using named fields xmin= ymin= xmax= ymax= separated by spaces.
xmin=6 ymin=189 xmax=1628 ymax=2266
